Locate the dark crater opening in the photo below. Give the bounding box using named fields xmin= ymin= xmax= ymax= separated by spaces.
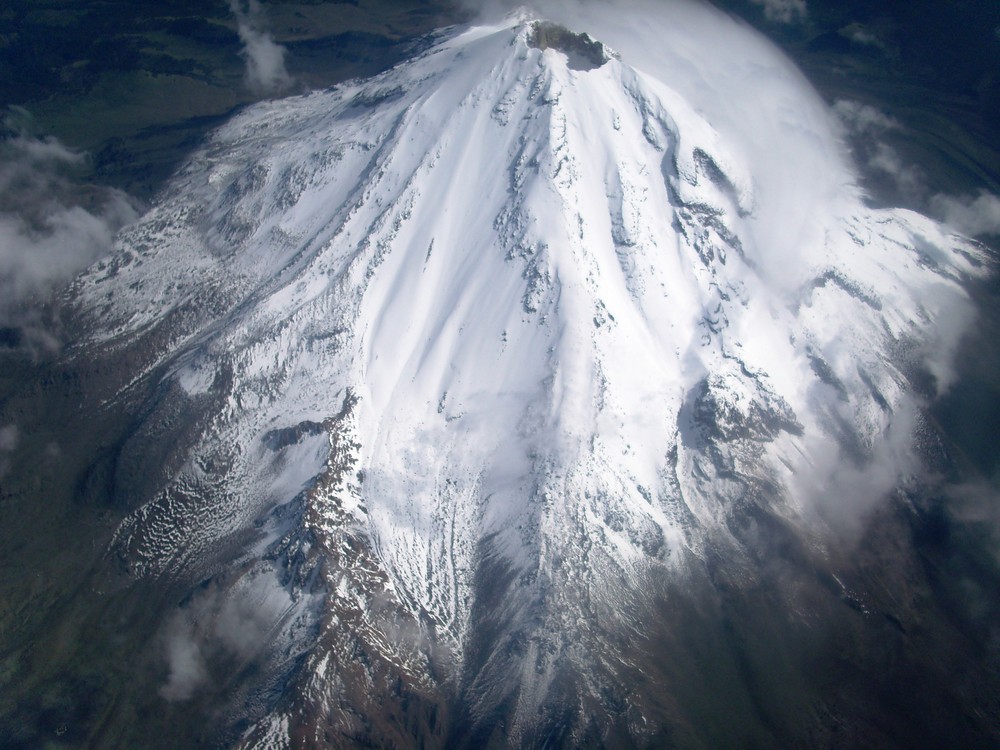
xmin=527 ymin=21 xmax=614 ymax=71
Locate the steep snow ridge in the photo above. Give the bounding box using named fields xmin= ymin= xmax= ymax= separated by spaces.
xmin=70 ymin=13 xmax=984 ymax=741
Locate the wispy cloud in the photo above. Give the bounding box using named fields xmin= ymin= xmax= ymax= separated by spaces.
xmin=832 ymin=99 xmax=927 ymax=200
xmin=833 ymin=99 xmax=1000 ymax=236
xmin=868 ymin=141 xmax=926 ymax=197
xmin=0 ymin=423 xmax=17 ymax=479
xmin=749 ymin=0 xmax=807 ymax=24
xmin=833 ymin=99 xmax=900 ymax=135
xmin=230 ymin=0 xmax=293 ymax=95
xmin=841 ymin=23 xmax=884 ymax=49
xmin=0 ymin=424 xmax=17 ymax=452
xmin=947 ymin=480 xmax=1000 ymax=565
xmin=159 ymin=578 xmax=294 ymax=702
xmin=160 ymin=616 xmax=209 ymax=701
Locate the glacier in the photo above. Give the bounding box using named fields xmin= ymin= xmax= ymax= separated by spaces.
xmin=63 ymin=10 xmax=988 ymax=748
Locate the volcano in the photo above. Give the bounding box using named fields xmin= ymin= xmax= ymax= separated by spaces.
xmin=34 ymin=12 xmax=996 ymax=749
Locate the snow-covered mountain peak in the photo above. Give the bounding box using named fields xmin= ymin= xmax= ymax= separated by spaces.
xmin=67 ymin=14 xmax=986 ymax=747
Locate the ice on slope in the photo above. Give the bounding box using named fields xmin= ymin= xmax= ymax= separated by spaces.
xmin=71 ymin=14 xmax=984 ymax=735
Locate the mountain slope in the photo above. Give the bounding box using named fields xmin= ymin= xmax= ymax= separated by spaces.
xmin=63 ymin=13 xmax=990 ymax=748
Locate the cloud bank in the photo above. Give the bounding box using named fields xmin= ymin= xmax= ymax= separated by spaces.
xmin=230 ymin=0 xmax=292 ymax=95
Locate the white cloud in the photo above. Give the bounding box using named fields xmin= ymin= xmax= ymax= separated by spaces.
xmin=929 ymin=191 xmax=1000 ymax=237
xmin=749 ymin=0 xmax=807 ymax=24
xmin=0 ymin=129 xmax=139 ymax=335
xmin=230 ymin=0 xmax=292 ymax=95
